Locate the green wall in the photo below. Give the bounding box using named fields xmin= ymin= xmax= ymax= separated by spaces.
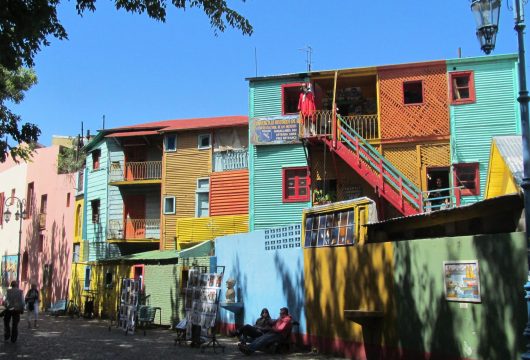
xmin=393 ymin=232 xmax=526 ymax=359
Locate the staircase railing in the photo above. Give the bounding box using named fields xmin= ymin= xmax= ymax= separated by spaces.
xmin=337 ymin=114 xmax=423 ymax=212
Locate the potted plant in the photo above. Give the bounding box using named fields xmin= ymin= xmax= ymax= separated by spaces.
xmin=313 ymin=189 xmax=336 ymax=205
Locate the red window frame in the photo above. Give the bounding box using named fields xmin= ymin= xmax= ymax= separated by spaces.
xmin=282 ymin=167 xmax=310 ymax=203
xmin=92 ymin=150 xmax=101 ymax=170
xmin=450 ymin=71 xmax=476 ymax=105
xmin=403 ymin=80 xmax=424 ymax=105
xmin=453 ymin=163 xmax=480 ymax=196
xmin=281 ymin=83 xmax=304 ymax=115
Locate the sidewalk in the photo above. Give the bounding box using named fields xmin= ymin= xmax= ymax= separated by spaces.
xmin=0 ymin=315 xmax=342 ymax=359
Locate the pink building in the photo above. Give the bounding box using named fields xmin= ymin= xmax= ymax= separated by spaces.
xmin=0 ymin=145 xmax=75 ymax=307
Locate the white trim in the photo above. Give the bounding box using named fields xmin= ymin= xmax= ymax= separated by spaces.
xmin=197 ymin=133 xmax=212 ymax=150
xmin=195 ymin=177 xmax=210 ymax=217
xmin=163 ymin=196 xmax=176 ymax=214
xmin=164 ymin=134 xmax=177 ymax=152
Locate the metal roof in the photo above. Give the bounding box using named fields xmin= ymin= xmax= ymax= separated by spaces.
xmin=493 ymin=135 xmax=523 ymax=185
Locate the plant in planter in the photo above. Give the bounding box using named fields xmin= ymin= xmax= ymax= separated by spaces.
xmin=313 ymin=189 xmax=337 ymax=205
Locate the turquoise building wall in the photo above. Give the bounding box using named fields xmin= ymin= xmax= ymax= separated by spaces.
xmin=249 ymin=78 xmax=310 ymax=230
xmin=447 ymin=54 xmax=519 ymax=205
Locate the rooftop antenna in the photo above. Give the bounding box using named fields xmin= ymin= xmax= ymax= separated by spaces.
xmin=102 ymin=115 xmax=106 ymax=130
xmin=254 ymin=47 xmax=258 ymax=77
xmin=298 ymin=46 xmax=313 ymax=72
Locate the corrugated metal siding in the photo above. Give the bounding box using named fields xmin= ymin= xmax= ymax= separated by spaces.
xmin=448 ymin=58 xmax=519 ymax=205
xmin=249 ymin=79 xmax=300 ymax=118
xmin=176 ymin=215 xmax=249 ymax=249
xmin=162 ymin=131 xmax=211 ymax=250
xmin=210 ymin=170 xmax=249 ymax=216
xmin=107 ymin=143 xmax=124 ymax=232
xmin=86 ymin=140 xmax=109 ymax=248
xmin=253 ymin=144 xmax=309 ymax=230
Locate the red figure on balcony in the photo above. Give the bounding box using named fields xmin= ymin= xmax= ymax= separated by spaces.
xmin=298 ymin=83 xmax=316 ymax=135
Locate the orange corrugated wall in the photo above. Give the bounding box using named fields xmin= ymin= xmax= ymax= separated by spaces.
xmin=210 ymin=170 xmax=249 ymax=216
xmin=378 ymin=61 xmax=450 ymax=140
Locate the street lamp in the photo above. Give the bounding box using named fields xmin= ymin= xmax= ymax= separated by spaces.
xmin=3 ymin=197 xmax=27 ymax=284
xmin=470 ymin=0 xmax=530 ymax=358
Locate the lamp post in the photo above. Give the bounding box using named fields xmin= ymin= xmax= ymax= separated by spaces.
xmin=470 ymin=0 xmax=530 ymax=358
xmin=3 ymin=196 xmax=27 ymax=285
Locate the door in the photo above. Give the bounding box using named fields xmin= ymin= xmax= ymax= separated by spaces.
xmin=125 ymin=147 xmax=146 ymax=181
xmin=124 ymin=195 xmax=146 ymax=239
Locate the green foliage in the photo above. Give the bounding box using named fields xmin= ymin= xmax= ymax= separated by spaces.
xmin=57 ymin=138 xmax=86 ymax=174
xmin=0 ymin=66 xmax=40 ymax=162
xmin=313 ymin=188 xmax=337 ymax=204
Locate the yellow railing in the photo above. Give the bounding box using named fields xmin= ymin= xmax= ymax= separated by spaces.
xmin=107 ymin=219 xmax=160 ymax=240
xmin=109 ymin=161 xmax=162 ymax=182
xmin=175 ymin=214 xmax=249 ymax=250
xmin=299 ymin=111 xmax=379 ymax=141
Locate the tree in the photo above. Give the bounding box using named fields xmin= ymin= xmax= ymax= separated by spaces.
xmin=0 ymin=0 xmax=253 ymax=162
xmin=0 ymin=66 xmax=40 ymax=162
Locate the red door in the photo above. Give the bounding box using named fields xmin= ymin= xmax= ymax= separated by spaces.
xmin=124 ymin=195 xmax=146 ymax=239
xmin=125 ymin=147 xmax=146 ymax=181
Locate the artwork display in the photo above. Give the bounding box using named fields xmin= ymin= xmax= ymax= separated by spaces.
xmin=1 ymin=255 xmax=18 ymax=287
xmin=118 ymin=278 xmax=141 ymax=334
xmin=443 ymin=260 xmax=481 ymax=303
xmin=183 ymin=267 xmax=224 ymax=339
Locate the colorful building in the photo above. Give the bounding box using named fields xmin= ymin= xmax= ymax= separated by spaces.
xmin=0 ymin=144 xmax=76 ymax=307
xmin=484 ymin=135 xmax=523 ymax=199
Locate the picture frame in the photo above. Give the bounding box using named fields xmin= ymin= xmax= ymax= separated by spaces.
xmin=443 ymin=260 xmax=481 ymax=303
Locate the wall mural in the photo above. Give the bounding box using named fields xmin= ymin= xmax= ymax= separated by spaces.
xmin=1 ymin=255 xmax=18 ymax=287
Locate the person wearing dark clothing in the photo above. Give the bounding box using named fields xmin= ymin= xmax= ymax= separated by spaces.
xmin=230 ymin=308 xmax=272 ymax=343
xmin=25 ymin=283 xmax=40 ymax=328
xmin=429 ymin=177 xmax=450 ymax=210
xmin=238 ymin=307 xmax=293 ymax=355
xmin=3 ymin=281 xmax=25 ymax=343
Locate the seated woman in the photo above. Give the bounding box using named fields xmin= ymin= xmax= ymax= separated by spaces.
xmin=230 ymin=308 xmax=272 ymax=343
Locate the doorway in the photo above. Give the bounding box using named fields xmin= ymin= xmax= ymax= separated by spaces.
xmin=426 ymin=167 xmax=450 ymax=191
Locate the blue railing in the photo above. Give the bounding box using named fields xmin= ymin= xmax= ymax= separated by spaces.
xmin=213 ymin=149 xmax=248 ymax=172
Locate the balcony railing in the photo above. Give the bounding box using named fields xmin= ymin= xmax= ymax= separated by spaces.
xmin=299 ymin=111 xmax=379 ymax=141
xmin=107 ymin=219 xmax=160 ymax=240
xmin=109 ymin=161 xmax=162 ymax=183
xmin=213 ymin=150 xmax=249 ymax=172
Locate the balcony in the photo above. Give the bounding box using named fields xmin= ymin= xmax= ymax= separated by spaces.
xmin=299 ymin=110 xmax=379 ymax=141
xmin=213 ymin=149 xmax=248 ymax=172
xmin=109 ymin=161 xmax=162 ymax=184
xmin=107 ymin=219 xmax=160 ymax=241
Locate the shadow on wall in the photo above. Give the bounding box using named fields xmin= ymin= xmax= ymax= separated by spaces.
xmin=393 ymin=233 xmax=526 ymax=359
xmin=273 ymin=252 xmax=304 ymax=329
xmin=304 ymin=242 xmax=396 ymax=359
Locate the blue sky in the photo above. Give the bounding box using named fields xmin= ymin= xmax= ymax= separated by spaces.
xmin=12 ymin=0 xmax=526 ymax=145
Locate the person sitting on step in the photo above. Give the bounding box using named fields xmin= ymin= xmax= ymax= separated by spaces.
xmin=230 ymin=308 xmax=273 ymax=343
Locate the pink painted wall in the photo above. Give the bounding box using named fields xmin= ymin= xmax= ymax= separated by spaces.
xmin=21 ymin=145 xmax=76 ymax=307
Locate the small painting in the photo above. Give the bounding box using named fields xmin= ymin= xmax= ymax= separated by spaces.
xmin=443 ymin=260 xmax=481 ymax=303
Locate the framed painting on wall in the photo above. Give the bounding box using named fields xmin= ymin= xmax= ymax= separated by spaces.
xmin=443 ymin=260 xmax=481 ymax=303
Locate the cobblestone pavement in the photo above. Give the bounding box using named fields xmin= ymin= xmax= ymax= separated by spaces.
xmin=0 ymin=315 xmax=343 ymax=360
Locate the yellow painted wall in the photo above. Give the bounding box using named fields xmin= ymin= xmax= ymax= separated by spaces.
xmin=175 ymin=214 xmax=249 ymax=250
xmin=70 ymin=262 xmax=130 ymax=318
xmin=303 ymin=242 xmax=396 ymax=346
xmin=162 ymin=130 xmax=211 ymax=249
xmin=485 ymin=142 xmax=519 ymax=199
xmin=74 ymin=198 xmax=83 ymax=243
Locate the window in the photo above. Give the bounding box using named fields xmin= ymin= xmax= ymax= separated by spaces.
xmin=84 ymin=266 xmax=91 ymax=290
xmin=26 ymin=182 xmax=34 ymax=216
xmin=164 ymin=134 xmax=177 ymax=152
xmin=38 ymin=234 xmax=44 ymax=252
xmin=196 ymin=178 xmax=210 ymax=217
xmin=163 ymin=196 xmax=176 ymax=214
xmin=453 ymin=163 xmax=480 ymax=196
xmin=304 ymin=209 xmax=355 ymax=247
xmin=450 ymin=71 xmax=475 ymax=104
xmin=282 ymin=83 xmax=304 ymax=115
xmin=403 ymin=81 xmax=423 ymax=104
xmin=282 ymin=167 xmax=310 ymax=202
xmin=198 ymin=134 xmax=211 ymax=149
xmin=40 ymin=194 xmax=47 ymax=214
xmin=91 ymin=199 xmax=100 ymax=223
xmin=92 ymin=149 xmax=101 ymax=170
xmin=105 ymin=271 xmax=113 ymax=288
xmin=73 ymin=244 xmax=80 ymax=263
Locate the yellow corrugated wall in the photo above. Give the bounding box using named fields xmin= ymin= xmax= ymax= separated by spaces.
xmin=162 ymin=130 xmax=211 ymax=250
xmin=485 ymin=142 xmax=519 ymax=198
xmin=176 ymin=214 xmax=249 ymax=250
